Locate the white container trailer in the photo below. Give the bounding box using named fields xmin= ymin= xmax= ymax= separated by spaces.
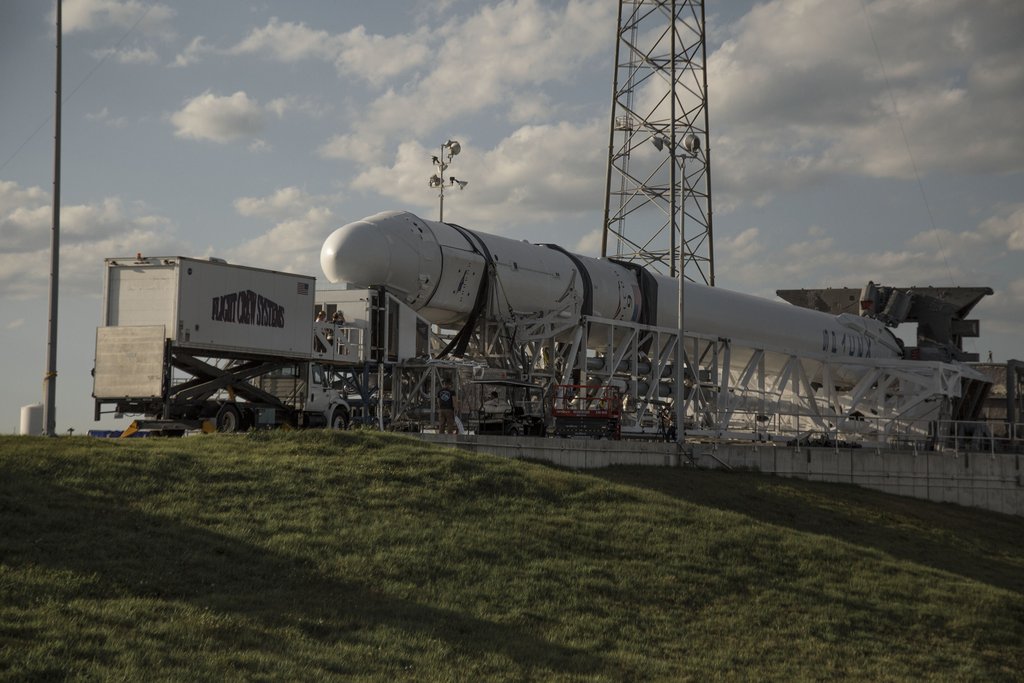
xmin=102 ymin=255 xmax=314 ymax=358
xmin=94 ymin=256 xmax=351 ymax=433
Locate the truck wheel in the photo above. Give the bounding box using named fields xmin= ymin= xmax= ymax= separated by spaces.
xmin=330 ymin=407 xmax=350 ymax=430
xmin=216 ymin=404 xmax=242 ymax=433
xmin=507 ymin=425 xmax=522 ymax=437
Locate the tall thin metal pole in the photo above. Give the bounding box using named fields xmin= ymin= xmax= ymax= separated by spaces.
xmin=700 ymin=0 xmax=714 ymax=286
xmin=43 ymin=0 xmax=62 ymax=436
xmin=672 ymin=0 xmax=685 ymax=449
xmin=600 ymin=0 xmax=626 ymax=258
xmin=438 ymin=144 xmax=445 ymax=222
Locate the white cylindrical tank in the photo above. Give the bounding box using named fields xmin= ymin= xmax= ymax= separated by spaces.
xmin=20 ymin=403 xmax=43 ymax=436
xmin=651 ymin=274 xmax=902 ymax=361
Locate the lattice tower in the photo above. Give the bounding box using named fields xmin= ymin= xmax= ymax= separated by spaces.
xmin=601 ymin=0 xmax=713 ymax=284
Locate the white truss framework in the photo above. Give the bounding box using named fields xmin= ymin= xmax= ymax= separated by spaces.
xmin=433 ymin=310 xmax=978 ymax=447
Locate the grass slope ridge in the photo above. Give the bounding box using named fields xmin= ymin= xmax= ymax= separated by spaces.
xmin=0 ymin=432 xmax=1021 ymax=681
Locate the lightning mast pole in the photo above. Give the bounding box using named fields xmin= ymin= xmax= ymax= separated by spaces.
xmin=44 ymin=0 xmax=62 ymax=436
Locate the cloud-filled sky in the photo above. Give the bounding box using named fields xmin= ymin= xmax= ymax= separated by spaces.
xmin=1 ymin=0 xmax=1022 ymax=432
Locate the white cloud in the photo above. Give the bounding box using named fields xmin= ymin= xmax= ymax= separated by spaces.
xmin=229 ymin=17 xmax=340 ymax=62
xmin=62 ymin=0 xmax=175 ymax=36
xmin=0 ymin=180 xmax=46 ymax=207
xmin=506 ymin=94 xmax=555 ymax=125
xmin=226 ymin=187 xmax=346 ymax=274
xmin=85 ymin=107 xmax=127 ymax=127
xmin=170 ymin=91 xmax=265 ymax=143
xmin=228 ymin=17 xmax=430 ymax=86
xmin=265 ymin=96 xmax=330 ymax=120
xmin=231 ymin=206 xmax=335 ymax=275
xmin=168 ymin=92 xmax=326 ymax=146
xmin=0 ymin=182 xmax=50 ymax=252
xmin=169 ymin=36 xmax=210 ymax=67
xmin=979 ymin=204 xmax=1024 ymax=251
xmin=353 ymin=0 xmax=614 ymax=137
xmin=228 ymin=208 xmax=336 ymax=276
xmin=235 ymin=187 xmax=317 ymax=219
xmin=230 ymin=1 xmax=613 ymax=164
xmin=318 ymin=132 xmax=386 ymax=165
xmin=967 ymin=276 xmax=1024 ymax=360
xmin=333 ymin=25 xmax=432 ymax=86
xmin=713 ymin=197 xmax=1024 ymax=340
xmin=0 ymin=181 xmax=182 ymax=299
xmin=349 ymin=119 xmax=606 ymax=231
xmin=265 ymin=98 xmax=290 ymax=119
xmin=248 ymin=139 xmax=271 ymax=153
xmin=91 ymin=45 xmax=160 ymax=64
xmin=708 ymin=0 xmax=1024 ymax=211
xmin=0 ymin=204 xmax=51 ymax=252
xmin=573 ymin=229 xmax=603 ymax=256
xmin=718 ymin=227 xmax=760 ymax=262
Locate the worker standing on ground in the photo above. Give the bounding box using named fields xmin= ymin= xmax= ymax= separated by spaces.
xmin=436 ymin=380 xmax=458 ymax=434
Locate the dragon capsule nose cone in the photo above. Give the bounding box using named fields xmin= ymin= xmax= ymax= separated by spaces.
xmin=320 ymin=220 xmax=391 ymax=285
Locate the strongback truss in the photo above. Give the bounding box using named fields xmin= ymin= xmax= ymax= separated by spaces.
xmin=389 ymin=262 xmax=980 ymax=445
xmin=438 ymin=306 xmax=976 ymax=447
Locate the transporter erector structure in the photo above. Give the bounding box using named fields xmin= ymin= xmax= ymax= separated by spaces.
xmin=321 ymin=210 xmax=990 ymax=446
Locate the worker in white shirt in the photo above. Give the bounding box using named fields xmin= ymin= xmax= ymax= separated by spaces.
xmin=482 ymin=390 xmax=504 ymax=415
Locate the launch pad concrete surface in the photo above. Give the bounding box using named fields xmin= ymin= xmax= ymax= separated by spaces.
xmin=419 ymin=434 xmax=1024 ymax=517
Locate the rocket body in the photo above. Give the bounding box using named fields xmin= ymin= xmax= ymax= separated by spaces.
xmin=321 ymin=210 xmax=903 ymax=363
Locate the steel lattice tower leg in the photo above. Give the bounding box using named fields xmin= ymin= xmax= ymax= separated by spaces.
xmin=601 ymin=0 xmax=713 ymax=285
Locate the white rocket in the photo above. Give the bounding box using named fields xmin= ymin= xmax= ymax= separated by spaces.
xmin=320 ymin=210 xmax=903 ymax=364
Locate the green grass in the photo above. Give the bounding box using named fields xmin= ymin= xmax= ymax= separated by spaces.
xmin=1 ymin=431 xmax=1022 ymax=681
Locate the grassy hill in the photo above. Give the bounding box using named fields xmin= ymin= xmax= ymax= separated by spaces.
xmin=1 ymin=431 xmax=1021 ymax=681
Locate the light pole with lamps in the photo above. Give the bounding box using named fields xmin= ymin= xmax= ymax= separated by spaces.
xmin=654 ymin=130 xmax=701 ymax=448
xmin=429 ymin=140 xmax=468 ymax=222
xmin=675 ymin=132 xmax=701 ymax=448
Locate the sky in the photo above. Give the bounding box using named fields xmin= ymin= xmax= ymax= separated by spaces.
xmin=1 ymin=0 xmax=1022 ymax=434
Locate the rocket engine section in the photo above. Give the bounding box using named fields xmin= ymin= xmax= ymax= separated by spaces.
xmin=320 ymin=211 xmax=903 ymax=366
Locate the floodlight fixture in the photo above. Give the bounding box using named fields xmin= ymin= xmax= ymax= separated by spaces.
xmin=682 ymin=132 xmax=701 ymax=154
xmin=652 ymin=134 xmax=699 ymax=155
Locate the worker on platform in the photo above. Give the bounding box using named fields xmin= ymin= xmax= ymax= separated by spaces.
xmin=329 ymin=310 xmax=346 ymax=354
xmin=314 ymin=309 xmax=327 ymax=352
